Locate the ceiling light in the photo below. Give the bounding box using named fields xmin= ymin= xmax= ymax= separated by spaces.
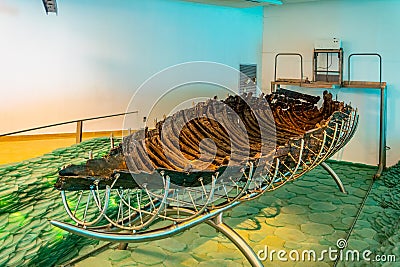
xmin=42 ymin=0 xmax=57 ymax=14
xmin=246 ymin=0 xmax=283 ymax=4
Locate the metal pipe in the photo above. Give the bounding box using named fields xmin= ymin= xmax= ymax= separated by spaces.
xmin=375 ymin=85 xmax=387 ymax=179
xmin=274 ymin=53 xmax=304 ymax=87
xmin=207 ymin=213 xmax=263 ymax=267
xmin=347 ymin=53 xmax=382 ymax=85
xmin=50 ymin=202 xmax=241 ymax=243
xmin=347 ymin=53 xmax=386 ymax=178
xmin=320 ymin=162 xmax=347 ymax=194
xmin=206 ymin=212 xmax=263 ymax=267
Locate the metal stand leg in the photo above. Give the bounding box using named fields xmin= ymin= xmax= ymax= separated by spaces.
xmin=206 ymin=213 xmax=263 ymax=267
xmin=320 ymin=162 xmax=347 ymax=194
xmin=375 ymin=85 xmax=387 ymax=179
xmin=118 ymin=243 xmax=128 ymax=250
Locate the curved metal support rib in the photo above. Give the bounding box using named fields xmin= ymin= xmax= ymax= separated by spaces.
xmin=61 ymin=186 xmax=110 ymax=227
xmin=320 ymin=162 xmax=346 ymax=194
xmin=206 ymin=213 xmax=263 ymax=267
xmin=50 ymin=202 xmax=240 ymax=243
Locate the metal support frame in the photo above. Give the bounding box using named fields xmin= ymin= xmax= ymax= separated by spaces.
xmin=52 ymin=130 xmax=351 ymax=266
xmin=347 ymin=53 xmax=386 ymax=178
xmin=320 ymin=162 xmax=346 ymax=194
xmin=207 ymin=213 xmax=263 ymax=267
xmin=52 ymin=204 xmax=263 ymax=266
xmin=51 ymin=202 xmax=241 ymax=243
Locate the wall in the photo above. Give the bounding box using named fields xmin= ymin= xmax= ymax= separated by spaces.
xmin=262 ymin=0 xmax=400 ymax=166
xmin=0 ymin=0 xmax=264 ymax=134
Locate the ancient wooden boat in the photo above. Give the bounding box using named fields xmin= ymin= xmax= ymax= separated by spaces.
xmin=51 ymin=89 xmax=358 ymax=265
xmin=56 ymin=89 xmax=354 ymax=190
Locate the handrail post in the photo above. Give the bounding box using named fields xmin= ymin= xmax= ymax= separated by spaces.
xmin=76 ymin=121 xmax=83 ymax=143
xmin=110 ymin=133 xmax=114 ymax=149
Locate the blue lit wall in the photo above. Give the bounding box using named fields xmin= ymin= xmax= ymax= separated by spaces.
xmin=0 ymin=0 xmax=263 ymax=133
xmin=262 ymin=0 xmax=400 ymax=166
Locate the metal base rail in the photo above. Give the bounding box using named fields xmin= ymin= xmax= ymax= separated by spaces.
xmin=52 ymin=176 xmax=346 ymax=267
xmin=51 ymin=171 xmax=347 ymax=267
xmin=52 ymin=205 xmax=265 ymax=267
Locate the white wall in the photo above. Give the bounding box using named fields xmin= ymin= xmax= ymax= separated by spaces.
xmin=0 ymin=0 xmax=263 ymax=134
xmin=262 ymin=0 xmax=400 ymax=166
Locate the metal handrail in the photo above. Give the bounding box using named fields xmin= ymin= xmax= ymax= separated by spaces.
xmin=0 ymin=111 xmax=138 ymax=142
xmin=347 ymin=53 xmax=382 ymax=85
xmin=274 ymin=53 xmax=304 ymax=86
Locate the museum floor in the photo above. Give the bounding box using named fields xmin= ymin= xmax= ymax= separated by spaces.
xmin=0 ymin=131 xmax=123 ymax=165
xmin=0 ymin=137 xmax=399 ymax=266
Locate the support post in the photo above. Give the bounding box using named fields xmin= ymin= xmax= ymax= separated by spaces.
xmin=118 ymin=243 xmax=128 ymax=250
xmin=347 ymin=53 xmax=385 ymax=179
xmin=320 ymin=162 xmax=346 ymax=194
xmin=375 ymin=85 xmax=387 ymax=179
xmin=76 ymin=121 xmax=83 ymax=143
xmin=110 ymin=133 xmax=114 ymax=149
xmin=207 ymin=213 xmax=263 ymax=267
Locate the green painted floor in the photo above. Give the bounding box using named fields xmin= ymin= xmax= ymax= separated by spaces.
xmin=0 ymin=138 xmax=399 ymax=266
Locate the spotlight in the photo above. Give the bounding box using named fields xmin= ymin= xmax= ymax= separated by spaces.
xmin=42 ymin=0 xmax=57 ymax=14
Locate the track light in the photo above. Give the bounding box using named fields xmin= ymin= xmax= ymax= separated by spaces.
xmin=42 ymin=0 xmax=57 ymax=14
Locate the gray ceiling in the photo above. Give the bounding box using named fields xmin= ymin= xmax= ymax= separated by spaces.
xmin=181 ymin=0 xmax=324 ymax=8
